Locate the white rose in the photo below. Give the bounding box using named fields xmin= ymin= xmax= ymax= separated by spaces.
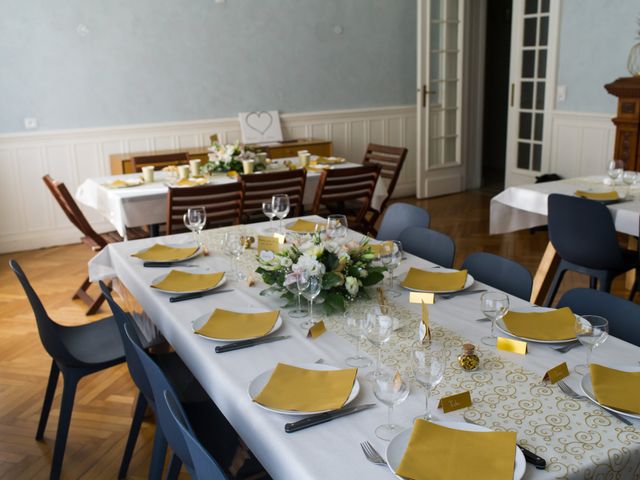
xmin=279 ymin=256 xmax=293 ymax=268
xmin=259 ymin=250 xmax=275 ymax=262
xmin=345 ymin=276 xmax=359 ymax=297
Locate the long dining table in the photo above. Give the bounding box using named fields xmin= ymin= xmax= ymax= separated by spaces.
xmin=88 ymin=216 xmax=640 ymax=479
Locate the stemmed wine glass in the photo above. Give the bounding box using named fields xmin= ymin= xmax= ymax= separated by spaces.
xmin=343 ymin=312 xmax=373 ymax=368
xmin=364 ymin=310 xmax=394 ymax=382
xmin=373 ymin=368 xmax=410 ymax=441
xmin=224 ymin=232 xmax=245 ymax=281
xmin=286 ymin=274 xmax=308 ymax=319
xmin=607 ymin=160 xmax=624 ymax=184
xmin=183 ymin=207 xmax=206 ymax=248
xmin=622 ymin=171 xmax=637 ymax=198
xmin=272 ymin=194 xmax=290 ymax=233
xmin=574 ymin=315 xmax=609 ymax=375
xmin=327 ymin=215 xmax=348 ymax=243
xmin=301 ymin=273 xmax=322 ymax=329
xmin=411 ymin=344 xmax=446 ymax=421
xmin=480 ymin=292 xmax=509 ymax=346
xmin=381 ymin=241 xmax=402 ymax=298
xmin=262 ymin=201 xmax=276 ymax=232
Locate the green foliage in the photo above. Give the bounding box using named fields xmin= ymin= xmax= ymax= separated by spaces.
xmin=322 ymin=271 xmax=343 ymax=289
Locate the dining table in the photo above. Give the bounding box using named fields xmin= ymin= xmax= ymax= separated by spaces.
xmin=88 ymin=216 xmax=640 ymax=479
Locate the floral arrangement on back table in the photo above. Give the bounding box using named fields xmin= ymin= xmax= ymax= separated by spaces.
xmin=203 ymin=140 xmax=265 ymax=174
xmin=256 ymin=232 xmax=386 ymax=314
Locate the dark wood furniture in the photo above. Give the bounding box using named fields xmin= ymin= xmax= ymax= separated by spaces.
xmin=240 ymin=170 xmax=307 ymax=222
xmin=131 ymin=152 xmax=190 ymax=173
xmin=605 ymin=77 xmax=640 ymax=170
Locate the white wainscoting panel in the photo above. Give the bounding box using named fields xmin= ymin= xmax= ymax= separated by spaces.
xmin=0 ymin=106 xmax=416 ymax=253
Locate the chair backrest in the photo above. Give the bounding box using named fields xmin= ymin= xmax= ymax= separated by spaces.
xmin=557 ymin=288 xmax=640 ymax=347
xmin=167 ymin=182 xmax=243 ymax=234
xmin=9 ymin=259 xmax=78 ymax=365
xmin=131 ymin=152 xmax=190 ymax=173
xmin=43 ymin=175 xmax=107 ymax=249
xmin=311 ymin=164 xmax=381 ymax=225
xmin=376 ymin=203 xmax=430 ymax=241
xmin=399 ymin=226 xmax=456 ymax=268
xmin=362 ymin=143 xmax=408 ymax=213
xmin=240 ymin=169 xmax=306 ymax=219
xmin=548 ymin=194 xmax=625 ymax=269
xmin=461 ymin=252 xmax=533 ymax=300
xmin=162 ymin=389 xmax=227 ymax=480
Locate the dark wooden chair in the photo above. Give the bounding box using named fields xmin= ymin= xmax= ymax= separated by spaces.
xmin=131 ymin=152 xmax=190 ymax=173
xmin=240 ymin=170 xmax=306 ymax=223
xmin=42 ymin=175 xmax=146 ymax=315
xmin=311 ymin=164 xmax=381 ymax=233
xmin=167 ymin=182 xmax=243 ymax=234
xmin=362 ymin=143 xmax=408 ymax=234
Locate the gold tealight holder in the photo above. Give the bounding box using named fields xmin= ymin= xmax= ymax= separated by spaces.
xmin=240 ymin=235 xmax=255 ymax=249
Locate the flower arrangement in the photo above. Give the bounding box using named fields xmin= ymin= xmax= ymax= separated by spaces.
xmin=255 ymin=233 xmax=386 ymax=314
xmin=203 ymin=140 xmax=265 ymax=174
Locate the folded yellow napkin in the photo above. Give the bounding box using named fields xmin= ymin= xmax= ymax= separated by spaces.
xmin=575 ymin=190 xmax=619 ymax=201
xmin=253 ymin=364 xmax=357 ymax=412
xmin=106 ymin=179 xmax=129 ymax=188
xmin=151 ymin=270 xmax=224 ymax=292
xmin=306 ymin=165 xmax=329 ymax=172
xmin=314 ymin=156 xmax=345 ymax=165
xmin=176 ymin=178 xmax=207 ymax=187
xmin=195 ymin=309 xmax=279 ymax=340
xmin=396 ymin=420 xmax=516 ymax=480
xmin=287 ymin=219 xmax=325 ymax=233
xmin=590 ymin=364 xmax=640 ymax=414
xmin=502 ymin=307 xmax=576 ymax=341
xmin=132 ymin=244 xmax=199 ymax=262
xmin=401 ymin=267 xmax=468 ymax=292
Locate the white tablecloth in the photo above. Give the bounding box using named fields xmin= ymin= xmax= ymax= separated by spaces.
xmin=76 ymin=160 xmax=388 ymax=237
xmin=89 ymin=217 xmax=640 ymax=479
xmin=490 ymin=176 xmax=640 ymax=236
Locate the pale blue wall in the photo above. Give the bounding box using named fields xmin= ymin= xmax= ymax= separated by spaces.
xmin=0 ymin=0 xmax=416 ymax=133
xmin=557 ymin=0 xmax=639 ymax=113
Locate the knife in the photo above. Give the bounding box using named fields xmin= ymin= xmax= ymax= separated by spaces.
xmin=285 ymin=404 xmax=376 ymax=433
xmin=144 ymin=262 xmax=199 ymax=267
xmin=215 ymin=335 xmax=291 ymax=353
xmin=439 ymin=289 xmax=488 ymax=300
xmin=169 ymin=289 xmax=233 ymax=303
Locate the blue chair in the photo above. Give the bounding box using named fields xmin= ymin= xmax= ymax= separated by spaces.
xmin=376 ymin=203 xmax=430 ymax=241
xmin=9 ymin=260 xmax=125 ymax=480
xmin=557 ymin=288 xmax=640 ymax=347
xmin=399 ymin=226 xmax=455 ymax=268
xmin=461 ymin=252 xmax=533 ymax=300
xmin=544 ymin=194 xmax=640 ymax=306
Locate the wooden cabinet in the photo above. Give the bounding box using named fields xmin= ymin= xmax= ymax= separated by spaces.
xmin=605 ymin=77 xmax=640 ymax=171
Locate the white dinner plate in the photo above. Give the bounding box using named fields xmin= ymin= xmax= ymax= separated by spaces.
xmin=136 ymin=242 xmax=202 ymax=264
xmin=248 ymin=362 xmax=360 ymax=416
xmin=150 ymin=268 xmax=226 ymax=294
xmin=400 ymin=268 xmax=475 ymax=294
xmin=386 ymin=421 xmax=525 ymax=480
xmin=581 ymin=365 xmax=640 ymax=420
xmin=191 ymin=307 xmax=283 ymax=342
xmin=494 ymin=311 xmax=579 ymax=344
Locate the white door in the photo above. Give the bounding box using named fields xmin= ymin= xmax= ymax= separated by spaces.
xmin=416 ymin=0 xmax=465 ymax=198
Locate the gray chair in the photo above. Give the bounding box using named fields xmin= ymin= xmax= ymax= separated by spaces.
xmin=376 ymin=203 xmax=430 ymax=241
xmin=399 ymin=226 xmax=455 ymax=268
xmin=461 ymin=252 xmax=533 ymax=300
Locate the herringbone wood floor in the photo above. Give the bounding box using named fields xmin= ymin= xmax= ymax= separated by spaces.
xmin=0 ymin=190 xmax=633 ymax=479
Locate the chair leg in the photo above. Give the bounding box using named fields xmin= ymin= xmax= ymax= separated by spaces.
xmin=36 ymin=361 xmax=60 ymax=441
xmin=50 ymin=372 xmax=79 ymax=480
xmin=165 ymin=453 xmax=182 ymax=480
xmin=589 ymin=277 xmax=597 ymax=289
xmin=72 ymin=276 xmax=105 ymax=316
xmin=598 ymin=274 xmax=613 ymax=293
xmin=149 ymin=427 xmax=168 ymax=480
xmin=119 ymin=391 xmax=147 ymax=479
xmin=629 ymin=269 xmax=639 ymax=302
xmin=85 ymin=292 xmax=106 ymax=316
xmin=543 ymin=268 xmax=566 ymax=307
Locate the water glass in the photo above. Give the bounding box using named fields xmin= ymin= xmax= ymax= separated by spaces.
xmin=373 ymin=368 xmax=410 ymax=441
xmin=301 ymin=273 xmax=322 ymax=329
xmin=224 ymin=232 xmax=245 ymax=280
xmin=381 ymin=240 xmax=403 ymax=298
xmin=326 ymin=214 xmax=348 ymax=243
xmin=480 ymin=292 xmax=509 ymax=346
xmin=183 ymin=207 xmax=206 ymax=248
xmin=272 ymin=194 xmax=290 ymax=233
xmin=411 ymin=344 xmax=446 ymax=421
xmin=262 ymin=201 xmax=276 ymax=232
xmin=343 ymin=312 xmax=372 ymax=368
xmin=286 ymin=275 xmax=308 ymax=319
xmin=574 ymin=315 xmax=609 ymax=375
xmin=607 ymin=160 xmax=624 ymax=183
xmin=364 ymin=311 xmax=394 ymax=382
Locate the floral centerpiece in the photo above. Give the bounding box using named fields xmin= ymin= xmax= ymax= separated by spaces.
xmin=203 ymin=140 xmax=265 ymax=174
xmin=256 ymin=233 xmax=386 ymax=314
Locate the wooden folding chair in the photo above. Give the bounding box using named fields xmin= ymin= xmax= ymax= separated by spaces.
xmin=240 ymin=169 xmax=306 ymax=223
xmin=131 ymin=152 xmax=190 ymax=173
xmin=167 ymin=182 xmax=243 ymax=234
xmin=42 ymin=175 xmax=146 ymax=315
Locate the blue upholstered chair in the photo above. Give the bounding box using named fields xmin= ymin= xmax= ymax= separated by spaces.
xmin=399 ymin=226 xmax=456 ymax=268
xmin=376 ymin=203 xmax=430 ymax=241
xmin=461 ymin=252 xmax=533 ymax=300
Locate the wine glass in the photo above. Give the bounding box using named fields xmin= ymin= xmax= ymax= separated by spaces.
xmin=301 ymin=273 xmax=322 ymax=329
xmin=286 ymin=274 xmax=308 ymax=319
xmin=262 ymin=201 xmax=276 ymax=232
xmin=272 ymin=194 xmax=290 ymax=233
xmin=623 ymin=171 xmax=637 ymax=198
xmin=480 ymin=292 xmax=509 ymax=346
xmin=607 ymin=160 xmax=624 ymax=184
xmin=574 ymin=315 xmax=609 ymax=375
xmin=364 ymin=310 xmax=394 ymax=382
xmin=381 ymin=241 xmax=402 ymax=298
xmin=224 ymin=232 xmax=245 ymax=281
xmin=411 ymin=344 xmax=446 ymax=421
xmin=373 ymin=368 xmax=410 ymax=441
xmin=327 ymin=215 xmax=348 ymax=243
xmin=183 ymin=207 xmax=206 ymax=248
xmin=343 ymin=312 xmax=373 ymax=368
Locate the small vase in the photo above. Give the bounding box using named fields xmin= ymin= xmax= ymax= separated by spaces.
xmin=627 ymin=42 xmax=640 ymax=76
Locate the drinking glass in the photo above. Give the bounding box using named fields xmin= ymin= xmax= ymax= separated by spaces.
xmin=373 ymin=368 xmax=410 ymax=441
xmin=607 ymin=160 xmax=624 ymax=184
xmin=262 ymin=201 xmax=276 ymax=232
xmin=574 ymin=315 xmax=609 ymax=375
xmin=286 ymin=275 xmax=308 ymax=319
xmin=224 ymin=232 xmax=245 ymax=280
xmin=623 ymin=171 xmax=637 ymax=198
xmin=343 ymin=312 xmax=372 ymax=368
xmin=183 ymin=207 xmax=206 ymax=248
xmin=480 ymin=292 xmax=509 ymax=346
xmin=272 ymin=194 xmax=290 ymax=233
xmin=381 ymin=240 xmax=403 ymax=298
xmin=327 ymin=214 xmax=348 ymax=243
xmin=301 ymin=273 xmax=322 ymax=329
xmin=364 ymin=311 xmax=394 ymax=382
xmin=411 ymin=344 xmax=446 ymax=421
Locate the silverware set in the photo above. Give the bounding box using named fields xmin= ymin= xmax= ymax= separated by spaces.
xmin=557 ymin=381 xmax=632 ymax=426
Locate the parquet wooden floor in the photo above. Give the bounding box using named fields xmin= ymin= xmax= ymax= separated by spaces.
xmin=0 ymin=189 xmax=633 ymax=479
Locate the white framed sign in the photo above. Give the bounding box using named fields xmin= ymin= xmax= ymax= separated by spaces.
xmin=239 ymin=110 xmax=283 ymax=144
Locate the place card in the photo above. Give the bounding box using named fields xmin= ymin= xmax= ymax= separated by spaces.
xmin=418 ymin=301 xmax=431 ymax=345
xmin=497 ymin=337 xmax=528 ymax=355
xmin=273 ymin=233 xmax=286 ymax=243
xmin=307 ymin=321 xmax=326 ymax=339
xmin=409 ymin=292 xmax=435 ymax=304
xmin=258 ymin=235 xmax=283 ymax=253
xmin=543 ymin=362 xmax=569 ymax=384
xmin=437 ymin=391 xmax=472 ymax=413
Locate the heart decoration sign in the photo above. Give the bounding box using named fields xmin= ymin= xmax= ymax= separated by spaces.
xmin=239 ymin=110 xmax=283 ymax=144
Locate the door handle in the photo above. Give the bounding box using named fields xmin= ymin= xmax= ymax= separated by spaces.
xmin=421 ymin=85 xmax=436 ymax=108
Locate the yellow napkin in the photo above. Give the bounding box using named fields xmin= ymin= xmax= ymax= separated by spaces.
xmin=195 ymin=309 xmax=279 ymax=340
xmin=590 ymin=364 xmax=640 ymax=414
xmin=369 ymin=241 xmax=393 ymax=256
xmin=396 ymin=420 xmax=516 ymax=480
xmin=132 ymin=244 xmax=199 ymax=262
xmin=575 ymin=190 xmax=619 ymax=201
xmin=253 ymin=364 xmax=357 ymax=412
xmin=176 ymin=178 xmax=207 ymax=187
xmin=306 ymin=165 xmax=329 ymax=172
xmin=401 ymin=267 xmax=468 ymax=292
xmin=151 ymin=270 xmax=224 ymax=292
xmin=105 ymin=179 xmax=129 ymax=188
xmin=502 ymin=307 xmax=576 ymax=341
xmin=314 ymin=156 xmax=345 ymax=165
xmin=287 ymin=219 xmax=325 ymax=233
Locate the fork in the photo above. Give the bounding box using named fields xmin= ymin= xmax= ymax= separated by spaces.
xmin=360 ymin=441 xmax=386 ymax=466
xmin=557 ymin=381 xmax=632 ymax=425
xmin=439 ymin=289 xmax=488 ymax=300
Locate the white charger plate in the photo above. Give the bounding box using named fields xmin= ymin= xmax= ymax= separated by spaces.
xmin=191 ymin=307 xmax=283 ymax=342
xmin=248 ymin=362 xmax=360 ymax=416
xmin=136 ymin=242 xmax=202 ymax=264
xmin=150 ymin=268 xmax=225 ymax=294
xmin=580 ymin=365 xmax=640 ymax=420
xmin=386 ymin=421 xmax=525 ymax=480
xmin=494 ymin=308 xmax=579 ymax=344
xmin=400 ymin=268 xmax=475 ymax=294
